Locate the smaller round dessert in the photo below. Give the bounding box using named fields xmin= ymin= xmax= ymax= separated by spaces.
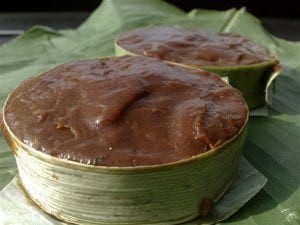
xmin=115 ymin=26 xmax=280 ymax=109
xmin=2 ymin=56 xmax=248 ymax=225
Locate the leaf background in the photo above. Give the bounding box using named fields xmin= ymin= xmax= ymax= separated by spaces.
xmin=0 ymin=0 xmax=299 ymax=224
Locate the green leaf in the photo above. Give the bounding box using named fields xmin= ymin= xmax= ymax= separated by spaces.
xmin=187 ymin=158 xmax=267 ymax=225
xmin=0 ymin=158 xmax=267 ymax=225
xmin=0 ymin=0 xmax=299 ymax=224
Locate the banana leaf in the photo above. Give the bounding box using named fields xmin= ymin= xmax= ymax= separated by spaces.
xmin=0 ymin=158 xmax=266 ymax=225
xmin=0 ymin=0 xmax=299 ymax=224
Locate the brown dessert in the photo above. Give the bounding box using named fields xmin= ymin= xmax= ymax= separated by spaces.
xmin=4 ymin=56 xmax=248 ymax=167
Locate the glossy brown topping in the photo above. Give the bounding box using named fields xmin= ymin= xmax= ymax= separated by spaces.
xmin=117 ymin=26 xmax=274 ymax=66
xmin=4 ymin=56 xmax=248 ymax=167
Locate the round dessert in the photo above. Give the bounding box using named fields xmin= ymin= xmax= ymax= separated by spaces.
xmin=2 ymin=56 xmax=248 ymax=225
xmin=4 ymin=56 xmax=247 ymax=167
xmin=116 ymin=26 xmax=273 ymax=66
xmin=115 ymin=26 xmax=280 ymax=109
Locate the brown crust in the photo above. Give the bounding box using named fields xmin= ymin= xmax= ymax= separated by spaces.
xmin=117 ymin=26 xmax=274 ymax=66
xmin=4 ymin=56 xmax=248 ymax=166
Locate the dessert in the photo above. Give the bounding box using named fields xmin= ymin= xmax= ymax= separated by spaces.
xmin=2 ymin=56 xmax=248 ymax=224
xmin=115 ymin=26 xmax=280 ymax=109
xmin=4 ymin=56 xmax=247 ymax=166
